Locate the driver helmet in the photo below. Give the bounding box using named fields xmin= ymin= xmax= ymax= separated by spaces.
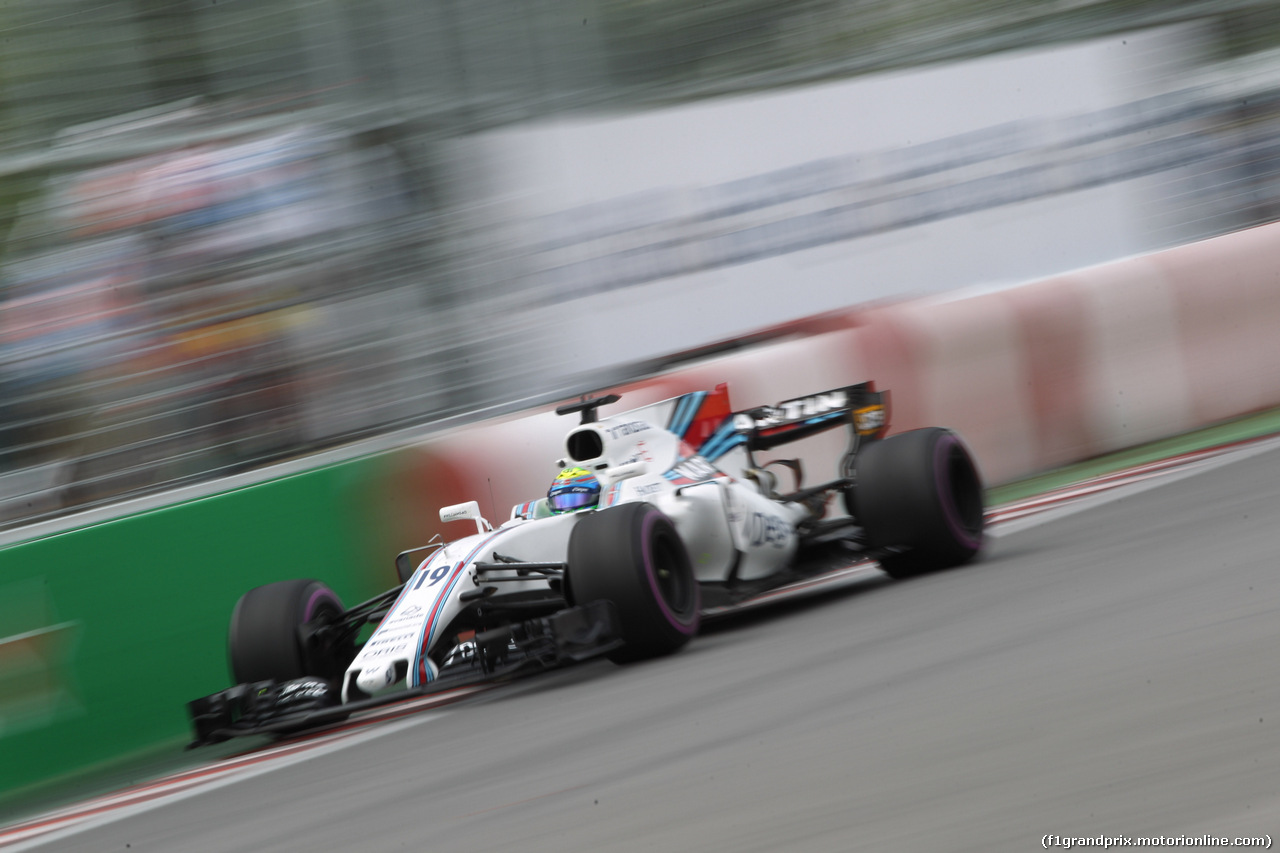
xmin=548 ymin=466 xmax=601 ymax=514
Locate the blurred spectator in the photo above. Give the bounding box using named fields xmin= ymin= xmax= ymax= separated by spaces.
xmin=0 ymin=104 xmax=431 ymax=517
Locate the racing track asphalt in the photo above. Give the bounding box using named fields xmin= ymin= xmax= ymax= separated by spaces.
xmin=17 ymin=441 xmax=1280 ymax=852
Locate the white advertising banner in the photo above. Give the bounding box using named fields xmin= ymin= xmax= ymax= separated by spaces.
xmin=451 ymin=26 xmax=1211 ymax=372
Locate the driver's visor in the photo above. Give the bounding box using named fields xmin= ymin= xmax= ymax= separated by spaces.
xmin=549 ymin=488 xmax=597 ymax=512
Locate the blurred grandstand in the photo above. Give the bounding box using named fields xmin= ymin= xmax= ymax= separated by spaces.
xmin=1 ymin=0 xmax=1280 ymax=529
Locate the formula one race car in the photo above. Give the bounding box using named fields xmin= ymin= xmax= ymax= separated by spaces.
xmin=188 ymin=383 xmax=984 ymax=745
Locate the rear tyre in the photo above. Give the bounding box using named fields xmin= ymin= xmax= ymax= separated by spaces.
xmin=849 ymin=427 xmax=984 ymax=579
xmin=228 ymin=579 xmax=352 ymax=684
xmin=568 ymin=502 xmax=700 ymax=662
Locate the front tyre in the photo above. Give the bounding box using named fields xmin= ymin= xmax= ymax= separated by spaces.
xmin=568 ymin=503 xmax=700 ymax=662
xmin=850 ymin=427 xmax=984 ymax=579
xmin=228 ymin=579 xmax=352 ymax=684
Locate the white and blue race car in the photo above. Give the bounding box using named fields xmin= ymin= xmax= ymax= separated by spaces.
xmin=189 ymin=383 xmax=984 ymax=744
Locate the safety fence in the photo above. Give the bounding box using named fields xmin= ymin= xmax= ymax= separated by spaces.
xmin=3 ymin=3 xmax=1280 ymax=533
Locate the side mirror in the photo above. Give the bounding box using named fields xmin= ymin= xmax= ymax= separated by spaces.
xmin=394 ymin=539 xmax=443 ymax=585
xmin=395 ymin=551 xmax=414 ymax=583
xmin=439 ymin=500 xmax=492 ymax=534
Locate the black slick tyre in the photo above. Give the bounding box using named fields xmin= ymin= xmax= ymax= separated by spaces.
xmin=850 ymin=427 xmax=984 ymax=579
xmin=568 ymin=502 xmax=700 ymax=662
xmin=228 ymin=579 xmax=350 ymax=684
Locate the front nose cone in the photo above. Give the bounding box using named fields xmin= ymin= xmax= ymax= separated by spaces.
xmin=356 ymin=660 xmax=397 ymax=694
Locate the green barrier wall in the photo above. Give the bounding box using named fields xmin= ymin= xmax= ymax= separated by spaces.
xmin=0 ymin=450 xmax=426 ymax=805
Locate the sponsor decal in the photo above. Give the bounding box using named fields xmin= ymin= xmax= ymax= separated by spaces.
xmin=606 ymin=421 xmax=651 ymax=439
xmin=364 ymin=631 xmax=416 ymax=648
xmin=439 ymin=501 xmax=480 ymax=523
xmin=853 ymin=404 xmax=886 ymax=436
xmin=745 ymin=512 xmax=791 ymax=548
xmin=279 ymin=679 xmax=330 ymax=702
xmin=733 ymin=390 xmax=849 ymax=432
xmin=380 ymin=610 xmax=425 ymax=628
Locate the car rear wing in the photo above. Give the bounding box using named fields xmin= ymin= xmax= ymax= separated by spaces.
xmin=732 ymin=382 xmax=888 ymax=452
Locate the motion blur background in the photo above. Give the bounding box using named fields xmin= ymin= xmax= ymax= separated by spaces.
xmin=2 ymin=0 xmax=1280 ymax=528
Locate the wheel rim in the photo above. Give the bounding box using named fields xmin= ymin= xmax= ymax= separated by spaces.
xmin=940 ymin=438 xmax=984 ymax=545
xmin=300 ymin=593 xmax=348 ymax=679
xmin=650 ymin=525 xmax=695 ymax=618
